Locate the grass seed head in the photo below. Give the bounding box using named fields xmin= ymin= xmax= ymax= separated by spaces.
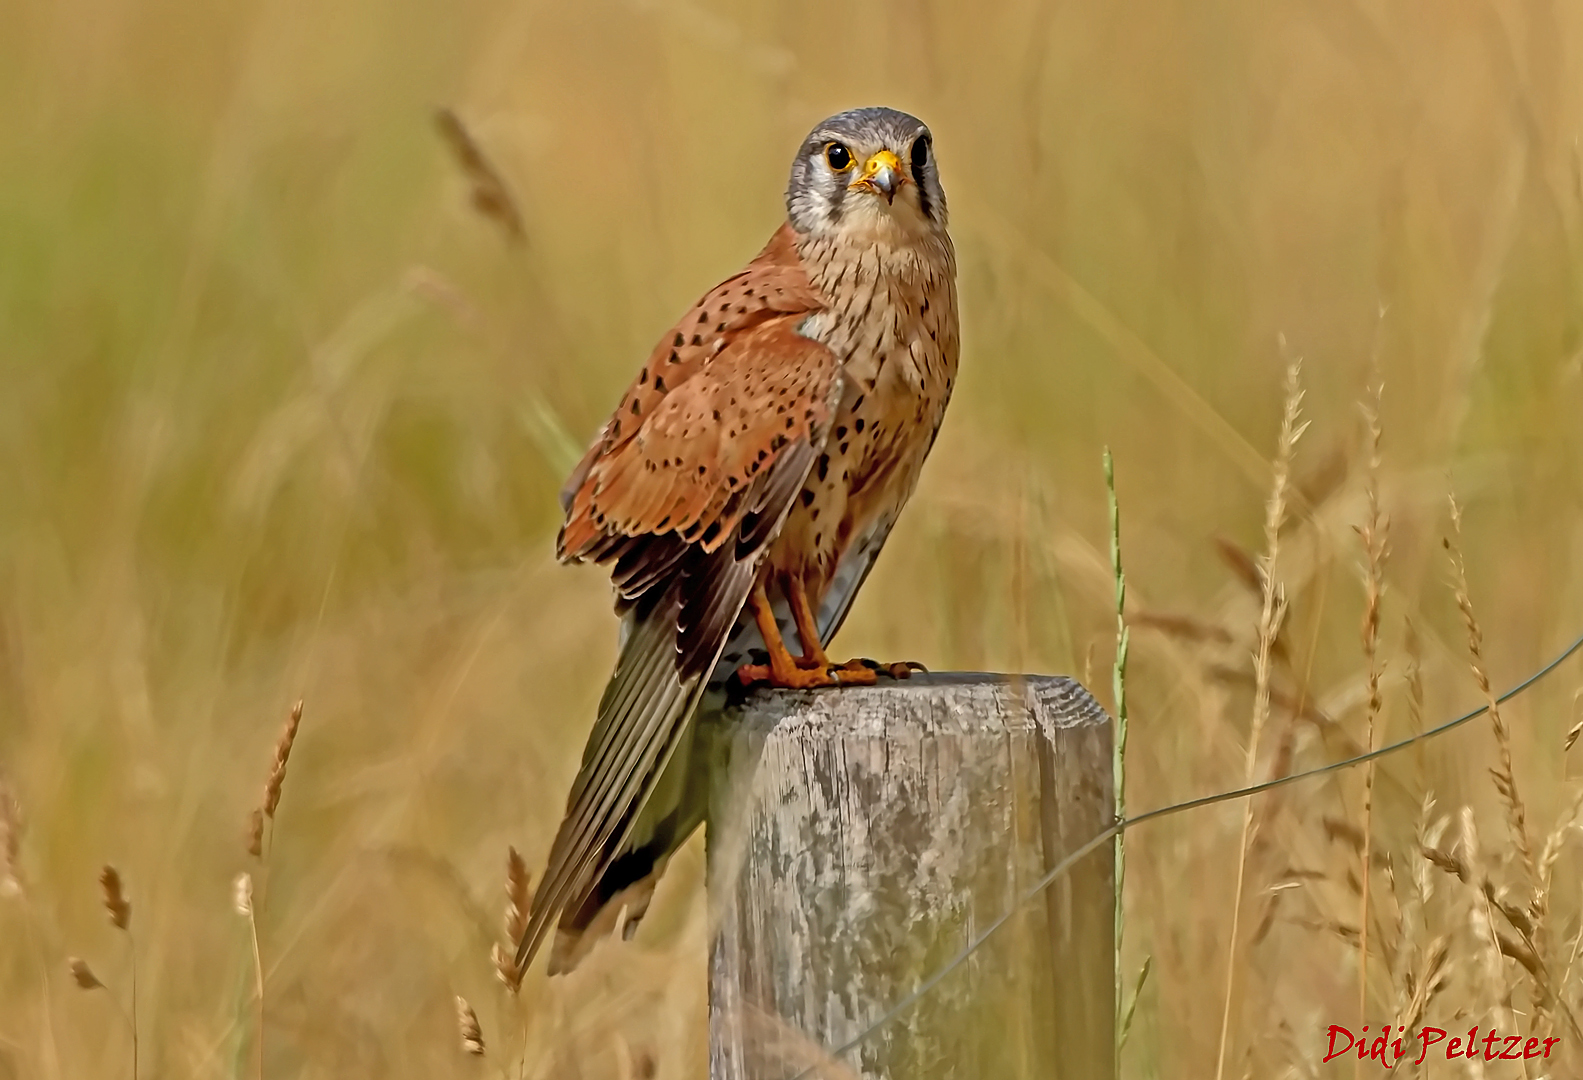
xmin=504 ymin=846 xmax=531 ymax=944
xmin=434 ymin=108 xmax=526 ymax=243
xmin=494 ymin=846 xmax=532 ymax=992
xmin=67 ymin=957 xmax=102 ymax=990
xmin=99 ymin=865 xmax=130 ymax=930
xmin=1422 ymin=845 xmax=1469 ymax=883
xmin=0 ymin=776 xmax=20 ymax=897
xmin=262 ymin=699 xmax=303 ymax=820
xmin=491 ymin=943 xmax=519 ymax=992
xmin=245 ymin=808 xmax=264 ymax=859
xmin=233 ymin=871 xmax=254 ymax=917
xmin=455 ymin=995 xmax=485 ymax=1056
xmin=1445 ymin=496 xmax=1535 ymax=887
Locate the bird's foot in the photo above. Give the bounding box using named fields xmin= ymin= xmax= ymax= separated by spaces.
xmin=734 ymin=662 xmax=835 ymax=689
xmin=734 ymin=658 xmax=925 ymax=689
xmin=839 ymin=658 xmax=928 ymax=680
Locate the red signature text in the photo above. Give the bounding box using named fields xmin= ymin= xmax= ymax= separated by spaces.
xmin=1324 ymin=1025 xmax=1560 ymax=1067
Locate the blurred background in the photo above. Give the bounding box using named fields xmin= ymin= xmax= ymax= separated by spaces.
xmin=3 ymin=0 xmax=1583 ymax=1076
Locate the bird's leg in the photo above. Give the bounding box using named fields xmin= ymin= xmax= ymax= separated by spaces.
xmin=782 ymin=574 xmax=884 ymax=685
xmin=788 ymin=573 xmax=925 ymax=685
xmin=785 ymin=575 xmax=880 ymax=684
xmin=734 ymin=580 xmax=882 ymax=689
xmin=734 ymin=582 xmax=836 ymax=690
xmin=785 ymin=573 xmax=834 ymax=670
xmin=789 ymin=573 xmax=923 ymax=683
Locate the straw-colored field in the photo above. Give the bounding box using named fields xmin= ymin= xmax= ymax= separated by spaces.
xmin=4 ymin=1 xmax=1583 ymax=1076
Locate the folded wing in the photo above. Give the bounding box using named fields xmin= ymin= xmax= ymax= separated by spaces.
xmin=517 ymin=229 xmax=841 ymax=972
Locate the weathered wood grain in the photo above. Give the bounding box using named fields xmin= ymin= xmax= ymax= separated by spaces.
xmin=705 ymin=673 xmax=1113 ymax=1080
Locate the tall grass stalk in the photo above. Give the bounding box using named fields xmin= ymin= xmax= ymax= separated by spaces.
xmin=234 ymin=873 xmax=264 ymax=1080
xmin=1214 ymin=359 xmax=1306 ymax=1080
xmin=99 ymin=866 xmax=137 ymax=1080
xmin=1444 ymin=497 xmax=1534 ymax=886
xmin=241 ymin=699 xmax=304 ymax=1080
xmin=1355 ymin=382 xmax=1387 ymax=1060
xmin=1104 ymin=448 xmax=1133 ymax=1069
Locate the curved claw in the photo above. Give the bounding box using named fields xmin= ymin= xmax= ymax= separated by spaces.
xmin=831 ymin=664 xmax=877 ymax=686
xmin=839 ymin=658 xmax=926 ymax=680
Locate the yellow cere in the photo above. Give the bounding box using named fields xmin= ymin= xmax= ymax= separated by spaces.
xmin=860 ymin=149 xmax=900 ymax=180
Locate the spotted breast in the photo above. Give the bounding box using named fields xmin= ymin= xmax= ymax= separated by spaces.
xmin=765 ymin=227 xmax=958 ymax=629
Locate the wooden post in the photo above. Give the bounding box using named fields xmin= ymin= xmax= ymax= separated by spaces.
xmin=705 ymin=673 xmax=1114 ymax=1080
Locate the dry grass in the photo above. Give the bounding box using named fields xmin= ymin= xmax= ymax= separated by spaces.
xmin=1354 ymin=379 xmax=1388 ymax=1056
xmin=0 ymin=776 xmax=21 ymax=899
xmin=67 ymin=959 xmax=103 ymax=993
xmin=1214 ymin=358 xmax=1304 ymax=1080
xmin=455 ymin=996 xmax=485 ymax=1058
xmin=1446 ymin=497 xmax=1536 ymax=891
xmin=491 ymin=847 xmax=531 ymax=994
xmin=259 ymin=700 xmax=303 ymax=827
xmin=3 ymin=1 xmax=1583 ymax=1077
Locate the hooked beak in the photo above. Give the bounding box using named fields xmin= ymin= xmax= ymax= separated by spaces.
xmin=850 ymin=149 xmax=903 ymax=203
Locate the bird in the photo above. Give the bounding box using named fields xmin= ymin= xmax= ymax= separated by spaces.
xmin=517 ymin=106 xmax=959 ymax=976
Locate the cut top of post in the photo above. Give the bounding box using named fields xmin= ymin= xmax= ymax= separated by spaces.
xmin=721 ymin=671 xmax=1110 ymax=739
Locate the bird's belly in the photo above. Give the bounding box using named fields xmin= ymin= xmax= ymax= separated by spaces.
xmin=707 ymin=388 xmax=944 ymax=684
xmin=781 ymin=367 xmax=939 ymax=564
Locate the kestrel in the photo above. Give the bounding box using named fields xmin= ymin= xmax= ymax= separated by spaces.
xmin=518 ymin=107 xmax=959 ymax=974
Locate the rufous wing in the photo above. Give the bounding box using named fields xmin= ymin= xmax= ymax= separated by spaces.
xmin=558 ymin=224 xmax=827 ymax=559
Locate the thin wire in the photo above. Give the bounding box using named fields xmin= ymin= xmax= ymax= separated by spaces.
xmin=791 ymin=629 xmax=1583 ymax=1077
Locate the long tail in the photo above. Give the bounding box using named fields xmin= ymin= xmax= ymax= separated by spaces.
xmin=518 ymin=439 xmax=819 ymax=974
xmin=514 ymin=580 xmax=709 ymax=972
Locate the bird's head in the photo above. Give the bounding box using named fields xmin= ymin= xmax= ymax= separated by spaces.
xmin=786 ymin=107 xmax=947 ymax=242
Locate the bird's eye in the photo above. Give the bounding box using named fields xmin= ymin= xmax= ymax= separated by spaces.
xmin=825 ymin=143 xmax=853 ymax=171
xmin=910 ymin=134 xmax=931 ymax=174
